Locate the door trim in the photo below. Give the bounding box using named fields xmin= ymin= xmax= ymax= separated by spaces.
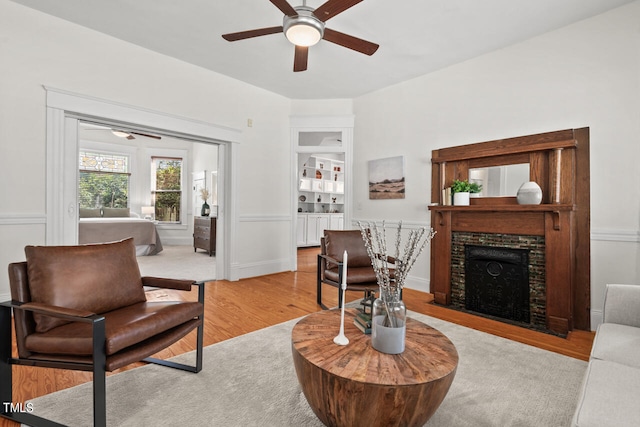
xmin=44 ymin=86 xmax=240 ymax=280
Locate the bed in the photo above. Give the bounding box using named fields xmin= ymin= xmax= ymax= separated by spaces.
xmin=79 ymin=217 xmax=163 ymax=256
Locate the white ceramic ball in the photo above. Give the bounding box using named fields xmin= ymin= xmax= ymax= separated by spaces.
xmin=516 ymin=182 xmax=542 ymax=205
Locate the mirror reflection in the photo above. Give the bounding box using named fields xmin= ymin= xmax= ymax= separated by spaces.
xmin=469 ymin=163 xmax=530 ymax=197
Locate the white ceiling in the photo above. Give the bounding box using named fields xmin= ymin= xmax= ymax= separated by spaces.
xmin=11 ymin=0 xmax=634 ymax=99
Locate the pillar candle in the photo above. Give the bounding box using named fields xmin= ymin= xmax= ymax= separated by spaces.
xmin=342 ymin=250 xmax=348 ymax=286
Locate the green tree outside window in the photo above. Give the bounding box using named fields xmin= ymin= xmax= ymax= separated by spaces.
xmin=78 ymin=151 xmax=129 ymax=209
xmin=152 ymin=158 xmax=182 ymax=223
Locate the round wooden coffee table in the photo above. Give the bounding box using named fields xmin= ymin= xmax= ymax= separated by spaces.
xmin=291 ymin=309 xmax=458 ymax=427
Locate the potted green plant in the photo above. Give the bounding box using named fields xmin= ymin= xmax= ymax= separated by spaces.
xmin=469 ymin=181 xmax=483 ymax=198
xmin=451 ymin=179 xmax=471 ymax=206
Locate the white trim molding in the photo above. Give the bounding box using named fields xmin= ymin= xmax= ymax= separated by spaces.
xmin=239 ymin=214 xmax=291 ymax=223
xmin=231 ymin=258 xmax=292 ymax=282
xmin=590 ymin=310 xmax=603 ymax=332
xmin=0 ymin=214 xmax=47 ymax=225
xmin=591 ymin=228 xmax=640 ymax=243
xmin=45 ymin=87 xmax=241 ymax=144
xmin=350 ymin=218 xmax=431 ymax=229
xmin=404 ymin=275 xmax=430 ymax=294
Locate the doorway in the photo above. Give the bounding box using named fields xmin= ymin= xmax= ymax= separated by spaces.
xmin=76 ymin=120 xmax=220 ymax=278
xmin=45 ymin=87 xmax=239 ymax=280
xmin=290 ymin=116 xmax=354 ymax=272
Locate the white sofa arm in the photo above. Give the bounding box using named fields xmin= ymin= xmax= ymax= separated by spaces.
xmin=602 ymin=284 xmax=640 ymax=327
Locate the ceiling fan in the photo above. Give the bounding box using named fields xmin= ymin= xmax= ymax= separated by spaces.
xmin=109 ymin=130 xmax=161 ymax=140
xmin=83 ymin=124 xmax=161 ymax=140
xmin=222 ymin=0 xmax=379 ymax=72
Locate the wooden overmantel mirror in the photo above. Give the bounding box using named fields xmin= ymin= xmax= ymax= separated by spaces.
xmin=428 ymin=128 xmax=590 ymax=335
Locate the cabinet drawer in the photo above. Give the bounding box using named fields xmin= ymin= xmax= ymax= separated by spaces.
xmin=194 ymin=218 xmax=211 ymax=228
xmin=194 ymin=227 xmax=210 ymax=237
xmin=194 ymin=236 xmax=210 ymax=246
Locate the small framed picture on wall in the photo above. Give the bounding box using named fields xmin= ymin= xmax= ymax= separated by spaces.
xmin=368 ymin=156 xmax=405 ymax=199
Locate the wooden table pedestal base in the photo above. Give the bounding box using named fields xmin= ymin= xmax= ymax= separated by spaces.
xmin=291 ymin=309 xmax=458 ymax=427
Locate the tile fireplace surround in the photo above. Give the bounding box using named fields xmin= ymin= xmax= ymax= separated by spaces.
xmin=429 ymin=128 xmax=590 ymax=335
xmin=450 ymin=232 xmax=547 ymax=332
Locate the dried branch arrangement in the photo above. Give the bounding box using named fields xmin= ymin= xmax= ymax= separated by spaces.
xmin=358 ymin=220 xmax=436 ymax=296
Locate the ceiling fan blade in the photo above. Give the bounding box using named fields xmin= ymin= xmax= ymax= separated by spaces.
xmin=131 ymin=131 xmax=161 ymax=140
xmin=313 ymin=0 xmax=363 ymax=22
xmin=269 ymin=0 xmax=298 ymax=17
xmin=293 ymin=45 xmax=308 ymax=72
xmin=323 ymin=28 xmax=379 ymax=55
xmin=222 ymin=26 xmax=283 ymax=42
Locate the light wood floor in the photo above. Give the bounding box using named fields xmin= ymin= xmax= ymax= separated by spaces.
xmin=2 ymin=247 xmax=594 ymax=427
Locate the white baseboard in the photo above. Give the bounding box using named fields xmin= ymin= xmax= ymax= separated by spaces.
xmin=231 ymin=258 xmax=291 ymax=282
xmin=590 ymin=309 xmax=602 ymax=332
xmin=403 ymin=275 xmax=430 ymax=294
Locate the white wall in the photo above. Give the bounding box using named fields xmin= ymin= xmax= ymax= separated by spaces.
xmin=353 ymin=1 xmax=640 ymax=329
xmin=290 ymin=99 xmax=354 ymax=116
xmin=2 ymin=0 xmax=639 ymax=326
xmin=0 ymin=0 xmax=292 ymax=299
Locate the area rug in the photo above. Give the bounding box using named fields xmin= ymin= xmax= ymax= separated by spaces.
xmin=136 ymin=245 xmax=216 ymax=281
xmin=25 ymin=312 xmax=586 ymax=427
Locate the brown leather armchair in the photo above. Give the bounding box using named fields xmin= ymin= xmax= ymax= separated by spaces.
xmin=317 ymin=229 xmax=387 ymax=310
xmin=0 ymin=238 xmax=205 ymax=427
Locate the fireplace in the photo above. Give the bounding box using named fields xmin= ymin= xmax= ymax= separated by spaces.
xmin=465 ymin=245 xmax=530 ymax=323
xmin=428 ymin=128 xmax=591 ymax=335
xmin=450 ymin=232 xmax=546 ymax=331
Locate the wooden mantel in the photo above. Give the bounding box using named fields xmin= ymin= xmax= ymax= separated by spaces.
xmin=429 ymin=128 xmax=590 ymax=335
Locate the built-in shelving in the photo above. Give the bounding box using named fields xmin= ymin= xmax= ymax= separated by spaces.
xmin=298 ymin=155 xmax=344 ymax=214
xmin=297 ymin=154 xmax=345 ymax=247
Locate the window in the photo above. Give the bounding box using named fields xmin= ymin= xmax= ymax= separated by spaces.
xmin=79 ymin=151 xmax=129 ymax=208
xmin=152 ymin=157 xmax=182 ymax=223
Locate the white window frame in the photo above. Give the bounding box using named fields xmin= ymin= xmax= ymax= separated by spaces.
xmin=148 ymin=148 xmax=188 ymax=229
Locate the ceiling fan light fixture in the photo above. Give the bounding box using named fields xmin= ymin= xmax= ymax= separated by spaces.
xmin=283 ymin=6 xmax=324 ymax=47
xmin=111 ymin=130 xmax=131 ymax=138
xmin=285 ymin=23 xmax=322 ymax=46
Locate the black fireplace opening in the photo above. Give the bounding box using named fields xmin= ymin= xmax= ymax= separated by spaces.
xmin=464 ymin=245 xmax=530 ymax=323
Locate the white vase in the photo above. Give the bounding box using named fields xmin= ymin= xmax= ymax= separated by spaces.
xmin=453 ymin=192 xmax=470 ymax=206
xmin=372 ymin=317 xmax=406 ymax=354
xmin=371 ymin=294 xmax=406 ymax=354
xmin=516 ymin=181 xmax=543 ymax=205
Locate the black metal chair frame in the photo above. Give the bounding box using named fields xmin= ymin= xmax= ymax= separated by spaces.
xmin=317 ymin=254 xmax=377 ymax=310
xmin=0 ymin=281 xmax=205 ymax=427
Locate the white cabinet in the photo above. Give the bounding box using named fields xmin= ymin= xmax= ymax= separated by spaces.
xmin=298 ymin=155 xmax=344 ymax=214
xmin=330 ymin=214 xmax=344 ymax=231
xmin=305 ymin=214 xmax=329 ymax=246
xmin=298 ymin=213 xmax=343 ymax=247
xmin=297 ymin=214 xmax=308 ymax=246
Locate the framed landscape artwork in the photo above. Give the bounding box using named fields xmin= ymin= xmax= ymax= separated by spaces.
xmin=368 ymin=156 xmax=405 ymax=199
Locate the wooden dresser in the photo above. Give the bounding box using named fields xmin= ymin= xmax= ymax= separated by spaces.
xmin=193 ymin=216 xmax=216 ymax=256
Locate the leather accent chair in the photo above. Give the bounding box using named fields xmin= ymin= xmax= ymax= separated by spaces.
xmin=317 ymin=229 xmax=388 ymax=310
xmin=1 ymin=238 xmax=205 ymax=427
